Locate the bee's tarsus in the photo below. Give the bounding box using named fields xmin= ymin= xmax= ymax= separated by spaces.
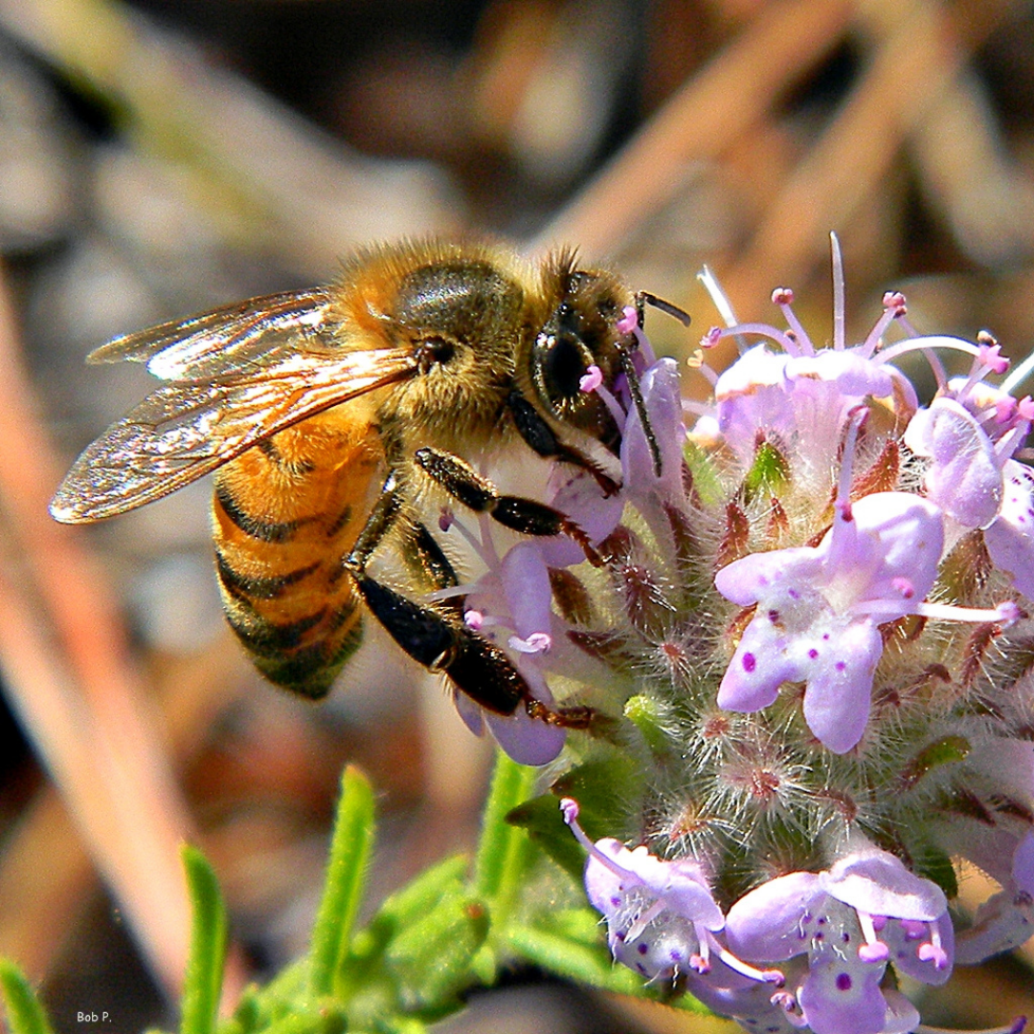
xmin=525 ymin=698 xmax=598 ymax=730
xmin=353 ymin=573 xmax=527 ymax=716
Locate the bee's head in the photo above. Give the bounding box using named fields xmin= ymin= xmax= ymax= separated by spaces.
xmin=528 ymin=255 xmax=631 ymax=450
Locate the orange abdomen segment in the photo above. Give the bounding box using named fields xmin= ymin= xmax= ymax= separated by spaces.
xmin=212 ymin=407 xmax=383 ymax=698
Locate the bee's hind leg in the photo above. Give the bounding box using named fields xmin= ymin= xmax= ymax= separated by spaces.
xmin=342 ymin=470 xmax=524 ymax=716
xmin=352 ymin=573 xmax=598 ymax=731
xmin=413 ymin=447 xmax=604 ymax=566
xmin=343 ymin=471 xmax=596 ymax=731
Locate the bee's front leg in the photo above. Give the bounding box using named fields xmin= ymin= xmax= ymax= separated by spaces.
xmin=413 ymin=447 xmax=604 ymax=566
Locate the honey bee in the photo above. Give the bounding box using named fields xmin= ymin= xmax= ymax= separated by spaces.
xmin=50 ymin=239 xmax=678 ymax=730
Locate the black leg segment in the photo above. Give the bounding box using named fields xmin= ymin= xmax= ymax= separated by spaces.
xmin=350 ymin=572 xmax=599 ymax=728
xmin=414 ymin=447 xmax=603 ymax=565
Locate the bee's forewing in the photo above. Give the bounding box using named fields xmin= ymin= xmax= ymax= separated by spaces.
xmin=88 ymin=288 xmax=337 ymax=381
xmin=51 ymin=327 xmax=416 ymax=523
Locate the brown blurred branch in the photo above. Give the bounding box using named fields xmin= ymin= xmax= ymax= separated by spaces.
xmin=0 ymin=0 xmax=457 ymax=278
xmin=0 ymin=264 xmax=243 ymax=1002
xmin=0 ymin=636 xmax=248 ymax=981
xmin=719 ymin=0 xmax=1011 ymax=313
xmin=532 ymin=0 xmax=855 ymax=257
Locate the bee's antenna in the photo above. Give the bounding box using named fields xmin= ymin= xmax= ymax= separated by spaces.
xmin=636 ymin=291 xmax=691 ymax=328
xmin=618 ymin=346 xmax=662 ymax=478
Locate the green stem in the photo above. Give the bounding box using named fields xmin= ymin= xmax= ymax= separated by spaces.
xmin=307 ymin=765 xmax=375 ymax=1000
xmin=474 ymin=750 xmax=537 ymax=926
xmin=179 ymin=846 xmax=228 ymax=1034
xmin=0 ymin=960 xmax=53 ymax=1034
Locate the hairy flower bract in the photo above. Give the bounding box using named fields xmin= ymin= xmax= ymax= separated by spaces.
xmin=459 ymin=241 xmax=1034 ymax=1034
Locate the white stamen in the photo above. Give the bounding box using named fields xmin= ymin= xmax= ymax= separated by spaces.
xmin=831 ymin=232 xmax=846 ymax=352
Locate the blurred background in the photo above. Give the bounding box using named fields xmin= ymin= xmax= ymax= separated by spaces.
xmin=0 ymin=0 xmax=1032 ymax=1031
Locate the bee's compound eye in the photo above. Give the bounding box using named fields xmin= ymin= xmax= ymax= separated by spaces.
xmin=543 ymin=334 xmax=586 ymax=400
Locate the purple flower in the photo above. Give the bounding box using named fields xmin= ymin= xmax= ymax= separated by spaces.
xmin=620 ymin=357 xmax=687 ymax=508
xmin=903 ymin=397 xmax=1005 ymax=529
xmin=560 ymin=798 xmax=782 ymax=987
xmin=724 ymin=848 xmax=952 ymax=1034
xmin=715 ymin=490 xmax=944 ymax=753
xmin=437 ymin=516 xmax=567 ymax=764
xmin=955 ymin=829 xmax=1034 ymax=965
xmin=904 ymin=355 xmax=1034 ymax=598
xmin=711 ymin=342 xmax=900 ymax=478
xmin=697 ymin=278 xmax=917 ymax=484
xmin=537 ymin=466 xmax=623 ymax=568
xmin=983 ymin=460 xmax=1034 ymax=600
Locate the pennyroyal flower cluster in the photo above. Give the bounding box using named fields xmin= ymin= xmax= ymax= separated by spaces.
xmin=437 ymin=238 xmax=1034 ymax=1034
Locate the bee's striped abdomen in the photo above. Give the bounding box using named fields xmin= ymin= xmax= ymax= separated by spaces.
xmin=212 ymin=408 xmax=382 ymax=699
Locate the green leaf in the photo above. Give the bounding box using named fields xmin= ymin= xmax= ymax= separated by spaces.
xmin=308 ymin=765 xmax=376 ymax=999
xmin=504 ymin=925 xmax=641 ymax=995
xmin=259 ymin=1012 xmax=347 ymax=1034
xmin=179 ymin=845 xmax=228 ymax=1034
xmin=505 ymin=925 xmax=711 ymax=1015
xmin=505 ymin=793 xmax=584 ymax=883
xmin=744 ymin=439 xmax=790 ymax=500
xmin=382 ymin=1018 xmax=427 ymax=1034
xmin=223 ymin=984 xmax=261 ymax=1034
xmin=474 ymin=750 xmax=537 ymax=909
xmin=384 ymin=886 xmax=489 ymax=1015
xmin=549 ymin=756 xmax=643 ymax=841
xmin=900 ymin=735 xmax=972 ymax=790
xmin=683 ymin=440 xmax=723 ymax=506
xmin=371 ymin=854 xmax=470 ymax=932
xmin=908 ymin=840 xmax=959 ymax=900
xmin=337 ymin=855 xmax=471 ymax=1012
xmin=623 ymin=694 xmax=669 ymax=755
xmin=508 ymin=755 xmax=645 ymax=883
xmin=0 ymin=960 xmax=53 ymax=1034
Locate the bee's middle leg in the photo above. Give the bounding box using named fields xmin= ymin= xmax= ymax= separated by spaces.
xmin=413 ymin=447 xmax=603 ymax=566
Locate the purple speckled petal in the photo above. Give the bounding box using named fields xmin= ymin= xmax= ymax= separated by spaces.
xmin=585 ymin=841 xmax=724 ymax=929
xmin=484 ymin=706 xmax=565 ymax=765
xmin=717 ymin=607 xmax=803 ymax=713
xmin=787 ymin=349 xmax=894 ymax=399
xmin=821 ymin=848 xmax=947 ymax=921
xmin=539 ymin=469 xmax=623 ymax=567
xmin=1013 ymin=830 xmax=1034 ymax=896
xmin=583 ymin=838 xmax=630 ymax=915
xmin=453 ymin=690 xmax=486 ymax=737
xmin=879 ymin=989 xmax=921 ymax=1034
xmin=797 ymin=954 xmax=887 ymax=1034
xmin=500 ymin=541 xmax=552 ymax=639
xmin=984 ymin=459 xmax=1034 ymax=599
xmin=884 ymin=913 xmax=954 ymax=985
xmin=904 ymin=399 xmax=1002 ymax=528
xmin=714 ymin=546 xmax=825 ymax=607
xmin=799 ymin=620 xmax=882 ymax=754
xmin=822 ymin=493 xmax=943 ymax=608
xmin=724 ymin=871 xmax=826 ymax=962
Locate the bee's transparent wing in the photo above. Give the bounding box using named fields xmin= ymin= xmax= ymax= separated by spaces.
xmin=88 ymin=288 xmax=339 ymax=381
xmin=52 ymin=291 xmax=416 ymax=522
